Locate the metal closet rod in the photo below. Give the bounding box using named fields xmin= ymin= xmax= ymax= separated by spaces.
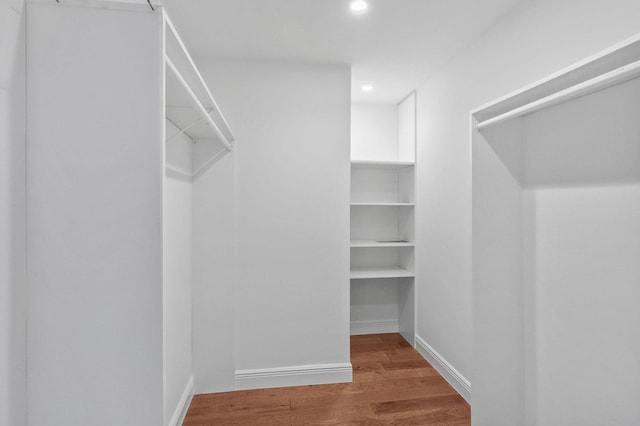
xmin=165 ymin=55 xmax=232 ymax=152
xmin=476 ymin=59 xmax=640 ymax=131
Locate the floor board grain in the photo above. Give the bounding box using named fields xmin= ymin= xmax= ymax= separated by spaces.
xmin=183 ymin=333 xmax=470 ymax=425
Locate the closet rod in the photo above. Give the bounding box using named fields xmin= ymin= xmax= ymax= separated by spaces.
xmin=164 ymin=12 xmax=235 ymax=143
xmin=476 ymin=59 xmax=640 ymax=131
xmin=165 ymin=55 xmax=232 ymax=151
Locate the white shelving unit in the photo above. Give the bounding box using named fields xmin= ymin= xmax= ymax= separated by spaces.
xmin=350 ymin=94 xmax=417 ymax=342
xmin=350 ymin=160 xmax=415 ymax=281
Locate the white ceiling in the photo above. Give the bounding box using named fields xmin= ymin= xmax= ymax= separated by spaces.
xmin=162 ymin=0 xmax=526 ymax=104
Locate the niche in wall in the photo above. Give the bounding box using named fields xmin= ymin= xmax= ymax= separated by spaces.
xmin=350 ymin=94 xmax=416 ymax=343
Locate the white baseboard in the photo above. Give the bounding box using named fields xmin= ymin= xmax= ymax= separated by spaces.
xmin=235 ymin=363 xmax=352 ymax=391
xmin=350 ymin=319 xmax=399 ymax=335
xmin=415 ymin=335 xmax=471 ymax=403
xmin=168 ymin=375 xmax=194 ymax=426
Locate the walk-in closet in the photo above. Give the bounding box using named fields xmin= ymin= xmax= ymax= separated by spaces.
xmin=3 ymin=0 xmax=640 ymax=425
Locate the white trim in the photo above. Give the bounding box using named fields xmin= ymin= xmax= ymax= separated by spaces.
xmin=235 ymin=363 xmax=352 ymax=391
xmin=350 ymin=319 xmax=399 ymax=335
xmin=415 ymin=335 xmax=471 ymax=403
xmin=168 ymin=375 xmax=194 ymax=426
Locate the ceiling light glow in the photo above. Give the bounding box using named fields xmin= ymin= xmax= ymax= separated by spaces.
xmin=350 ymin=0 xmax=368 ymax=14
xmin=361 ymin=83 xmax=374 ymax=92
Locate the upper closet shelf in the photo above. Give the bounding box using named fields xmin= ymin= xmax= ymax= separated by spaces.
xmin=164 ymin=12 xmax=235 ymax=150
xmin=473 ymin=35 xmax=640 ymax=130
xmin=351 ymin=160 xmax=415 ymax=169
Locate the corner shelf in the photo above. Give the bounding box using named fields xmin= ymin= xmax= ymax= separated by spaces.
xmin=350 ymin=267 xmax=415 ymax=280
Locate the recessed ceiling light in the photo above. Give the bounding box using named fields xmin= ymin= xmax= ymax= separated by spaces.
xmin=361 ymin=83 xmax=374 ymax=92
xmin=350 ymin=0 xmax=369 ymax=15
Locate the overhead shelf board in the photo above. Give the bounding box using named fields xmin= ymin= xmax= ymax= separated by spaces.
xmin=473 ymin=34 xmax=640 ymax=130
xmin=164 ymin=11 xmax=235 ymax=150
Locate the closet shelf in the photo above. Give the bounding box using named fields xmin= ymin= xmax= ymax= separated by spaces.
xmin=164 ymin=12 xmax=235 ymax=150
xmin=351 ymin=160 xmax=415 ymax=169
xmin=350 ymin=202 xmax=415 ymax=206
xmin=350 ymin=267 xmax=415 ymax=280
xmin=350 ymin=240 xmax=415 ymax=248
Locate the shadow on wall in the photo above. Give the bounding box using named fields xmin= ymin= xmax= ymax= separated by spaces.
xmin=482 ymin=76 xmax=640 ymax=189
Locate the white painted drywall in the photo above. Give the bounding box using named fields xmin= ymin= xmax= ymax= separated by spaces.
xmin=415 ymin=2 xmax=640 ymax=423
xmin=350 ymin=279 xmax=400 ymax=329
xmin=192 ymin=151 xmax=236 ymax=393
xmin=532 ymin=185 xmax=640 ymax=425
xmin=351 ymin=103 xmax=398 ymax=161
xmin=195 ymin=59 xmax=351 ymax=388
xmin=163 ymin=121 xmax=193 ymax=425
xmin=397 ymin=94 xmax=416 ymax=163
xmin=0 ymin=1 xmax=25 ymax=425
xmin=26 ymin=4 xmax=164 ymax=425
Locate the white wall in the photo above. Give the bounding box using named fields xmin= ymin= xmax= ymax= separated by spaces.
xmin=472 ymin=119 xmax=525 ymax=425
xmin=192 ymin=151 xmax=236 ymax=393
xmin=194 ymin=59 xmax=351 ymax=390
xmin=351 ymin=103 xmax=398 ymax=161
xmin=26 ymin=4 xmax=164 ymax=425
xmin=415 ymin=0 xmax=640 ymax=418
xmin=163 ymin=121 xmax=193 ymax=425
xmin=0 ymin=1 xmax=25 ymax=425
xmin=397 ymin=93 xmax=416 ymax=163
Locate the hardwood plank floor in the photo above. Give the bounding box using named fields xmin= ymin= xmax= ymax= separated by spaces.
xmin=183 ymin=333 xmax=470 ymax=425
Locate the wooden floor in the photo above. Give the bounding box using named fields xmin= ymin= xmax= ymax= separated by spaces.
xmin=183 ymin=333 xmax=470 ymax=425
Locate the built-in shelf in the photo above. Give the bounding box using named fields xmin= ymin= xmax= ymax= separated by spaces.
xmin=350 ymin=94 xmax=417 ymax=340
xmin=164 ymin=12 xmax=234 ymax=180
xmin=350 ymin=267 xmax=415 ymax=280
xmin=351 ymin=160 xmax=415 ymax=169
xmin=350 ymin=240 xmax=415 ymax=248
xmin=350 ymin=202 xmax=415 ymax=207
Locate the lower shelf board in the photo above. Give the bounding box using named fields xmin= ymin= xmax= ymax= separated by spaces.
xmin=350 ymin=267 xmax=415 ymax=279
xmin=350 ymin=239 xmax=415 ymax=248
